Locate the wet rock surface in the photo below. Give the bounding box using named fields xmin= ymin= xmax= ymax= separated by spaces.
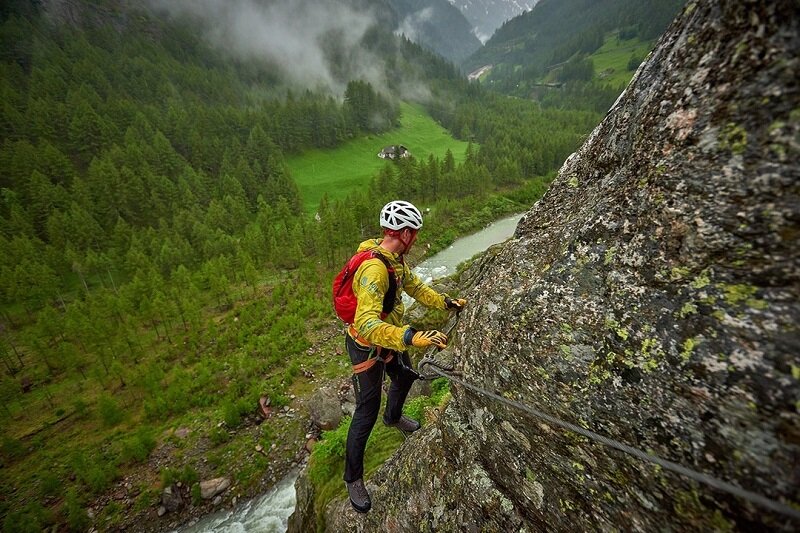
xmin=325 ymin=0 xmax=799 ymax=531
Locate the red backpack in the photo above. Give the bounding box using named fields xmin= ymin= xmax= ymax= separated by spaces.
xmin=332 ymin=250 xmax=398 ymax=324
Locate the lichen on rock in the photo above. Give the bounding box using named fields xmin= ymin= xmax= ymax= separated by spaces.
xmin=321 ymin=0 xmax=800 ymax=530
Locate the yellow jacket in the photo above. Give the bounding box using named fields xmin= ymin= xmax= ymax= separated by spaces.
xmin=351 ymin=239 xmax=446 ymax=351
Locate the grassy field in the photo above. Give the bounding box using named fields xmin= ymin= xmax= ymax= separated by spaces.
xmin=286 ymin=101 xmax=473 ymax=213
xmin=590 ymin=32 xmax=655 ymax=87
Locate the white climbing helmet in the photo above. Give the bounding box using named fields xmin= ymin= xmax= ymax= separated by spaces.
xmin=379 ymin=200 xmax=423 ymax=231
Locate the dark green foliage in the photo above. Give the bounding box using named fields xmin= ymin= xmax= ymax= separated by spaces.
xmin=308 ymin=417 xmax=351 ymax=485
xmin=0 ymin=435 xmax=24 ymax=463
xmin=344 ymin=80 xmax=399 ymax=133
xmin=2 ymin=502 xmax=55 ymax=533
xmin=209 ymin=426 xmax=231 ymax=446
xmin=69 ymin=452 xmax=117 ymax=495
xmin=191 ymin=483 xmax=202 ymax=506
xmin=159 ymin=464 xmax=197 ymax=487
xmin=119 ymin=427 xmax=157 ymax=465
xmin=222 ymin=400 xmax=241 ymax=428
xmin=37 ymin=472 xmax=61 ymax=500
xmin=627 ymin=54 xmax=643 ymax=71
xmin=96 ymin=394 xmax=124 ymax=427
xmin=466 ymin=0 xmax=683 ymax=75
xmin=64 ymin=488 xmax=90 ymax=532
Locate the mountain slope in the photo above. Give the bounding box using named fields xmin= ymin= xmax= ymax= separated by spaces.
xmin=449 ymin=0 xmax=537 ymax=43
xmin=463 ymin=0 xmax=683 ymax=75
xmin=388 ymin=0 xmax=482 ymax=63
xmin=323 ymin=0 xmax=800 ymax=529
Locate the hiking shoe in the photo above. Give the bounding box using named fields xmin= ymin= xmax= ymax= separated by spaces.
xmin=383 ymin=414 xmax=421 ymax=433
xmin=346 ymin=478 xmax=371 ymax=513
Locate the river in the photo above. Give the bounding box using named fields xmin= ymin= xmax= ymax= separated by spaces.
xmin=178 ymin=212 xmax=524 ymax=532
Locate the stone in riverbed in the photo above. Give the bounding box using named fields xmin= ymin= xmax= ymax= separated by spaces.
xmin=200 ymin=477 xmax=231 ymax=500
xmin=161 ymin=484 xmax=184 ymax=512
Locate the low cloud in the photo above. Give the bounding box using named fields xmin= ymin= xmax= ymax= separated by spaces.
xmin=396 ymin=6 xmax=434 ymax=43
xmin=148 ymin=0 xmax=387 ymax=95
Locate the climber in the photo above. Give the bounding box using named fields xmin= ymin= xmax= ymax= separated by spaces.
xmin=341 ymin=200 xmax=467 ymax=513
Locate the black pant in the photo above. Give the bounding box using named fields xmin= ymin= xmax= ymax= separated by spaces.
xmin=343 ymin=335 xmax=417 ymax=482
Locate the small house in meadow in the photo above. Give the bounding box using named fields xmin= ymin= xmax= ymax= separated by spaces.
xmin=378 ymin=145 xmax=410 ymax=160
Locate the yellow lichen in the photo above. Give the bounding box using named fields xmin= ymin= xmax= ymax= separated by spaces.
xmin=681 ymin=337 xmax=699 ymax=362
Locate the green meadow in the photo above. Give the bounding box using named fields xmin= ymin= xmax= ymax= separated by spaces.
xmin=590 ymin=32 xmax=655 ymax=87
xmin=286 ymin=101 xmax=473 ymax=213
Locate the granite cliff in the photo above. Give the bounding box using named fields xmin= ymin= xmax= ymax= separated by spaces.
xmin=310 ymin=0 xmax=799 ymax=530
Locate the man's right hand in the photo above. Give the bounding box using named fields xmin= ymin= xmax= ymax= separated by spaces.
xmin=411 ymin=330 xmax=448 ymax=349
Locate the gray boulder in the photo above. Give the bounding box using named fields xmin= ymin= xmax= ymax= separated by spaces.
xmin=308 ymin=386 xmax=342 ymax=431
xmin=161 ymin=484 xmax=183 ymax=513
xmin=199 ymin=477 xmax=231 ymax=500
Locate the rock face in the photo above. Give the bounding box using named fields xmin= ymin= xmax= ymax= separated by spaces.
xmin=324 ymin=0 xmax=799 ymax=531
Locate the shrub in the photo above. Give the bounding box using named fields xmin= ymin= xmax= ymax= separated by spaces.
xmin=3 ymin=502 xmax=54 ymax=533
xmin=209 ymin=426 xmax=230 ymax=446
xmin=97 ymin=395 xmax=124 ymax=427
xmin=38 ymin=471 xmax=61 ymax=499
xmin=402 ymin=378 xmax=450 ymax=424
xmin=308 ymin=417 xmax=351 ymax=485
xmin=120 ymin=427 xmax=157 ymax=464
xmin=65 ymin=488 xmax=90 ymax=532
xmin=222 ymin=400 xmax=241 ymax=428
xmin=72 ymin=398 xmax=88 ymax=418
xmin=178 ymin=465 xmax=198 ymax=486
xmin=160 ymin=467 xmax=177 ymax=487
xmin=191 ymin=483 xmax=202 ymax=505
xmin=133 ymin=488 xmax=159 ymax=512
xmin=70 ymin=453 xmax=117 ymax=494
xmin=0 ymin=435 xmax=25 ymax=463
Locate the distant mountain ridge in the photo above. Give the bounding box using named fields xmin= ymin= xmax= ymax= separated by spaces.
xmin=448 ymin=0 xmax=537 ymax=43
xmin=463 ymin=0 xmax=684 ymax=85
xmin=386 ymin=0 xmax=482 ymax=63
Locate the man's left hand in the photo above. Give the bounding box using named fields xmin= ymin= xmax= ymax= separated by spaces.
xmin=445 ymin=297 xmax=467 ymax=311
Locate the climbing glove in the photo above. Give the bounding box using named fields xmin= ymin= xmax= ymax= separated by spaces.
xmin=404 ymin=329 xmax=448 ymax=349
xmin=445 ymin=296 xmax=467 ymax=311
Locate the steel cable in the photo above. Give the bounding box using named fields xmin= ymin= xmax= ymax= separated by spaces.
xmin=424 ymin=362 xmax=800 ymax=521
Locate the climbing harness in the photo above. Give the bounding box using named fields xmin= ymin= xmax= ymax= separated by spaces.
xmin=415 ymin=313 xmax=800 ymax=521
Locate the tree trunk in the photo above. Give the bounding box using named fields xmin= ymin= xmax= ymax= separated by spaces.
xmin=7 ymin=339 xmax=23 ymax=366
xmin=1 ymin=353 xmax=15 ymax=375
xmin=1 ymin=310 xmax=15 ymax=328
xmin=43 ymin=387 xmax=55 ymax=409
xmin=107 ymin=269 xmax=119 ymax=295
xmin=178 ymin=307 xmax=188 ymax=331
xmin=78 ymin=271 xmax=89 ymax=294
xmin=56 ymin=291 xmax=67 ymax=311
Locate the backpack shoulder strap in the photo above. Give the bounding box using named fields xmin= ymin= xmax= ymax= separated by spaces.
xmin=369 ymin=251 xmax=398 ymax=317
